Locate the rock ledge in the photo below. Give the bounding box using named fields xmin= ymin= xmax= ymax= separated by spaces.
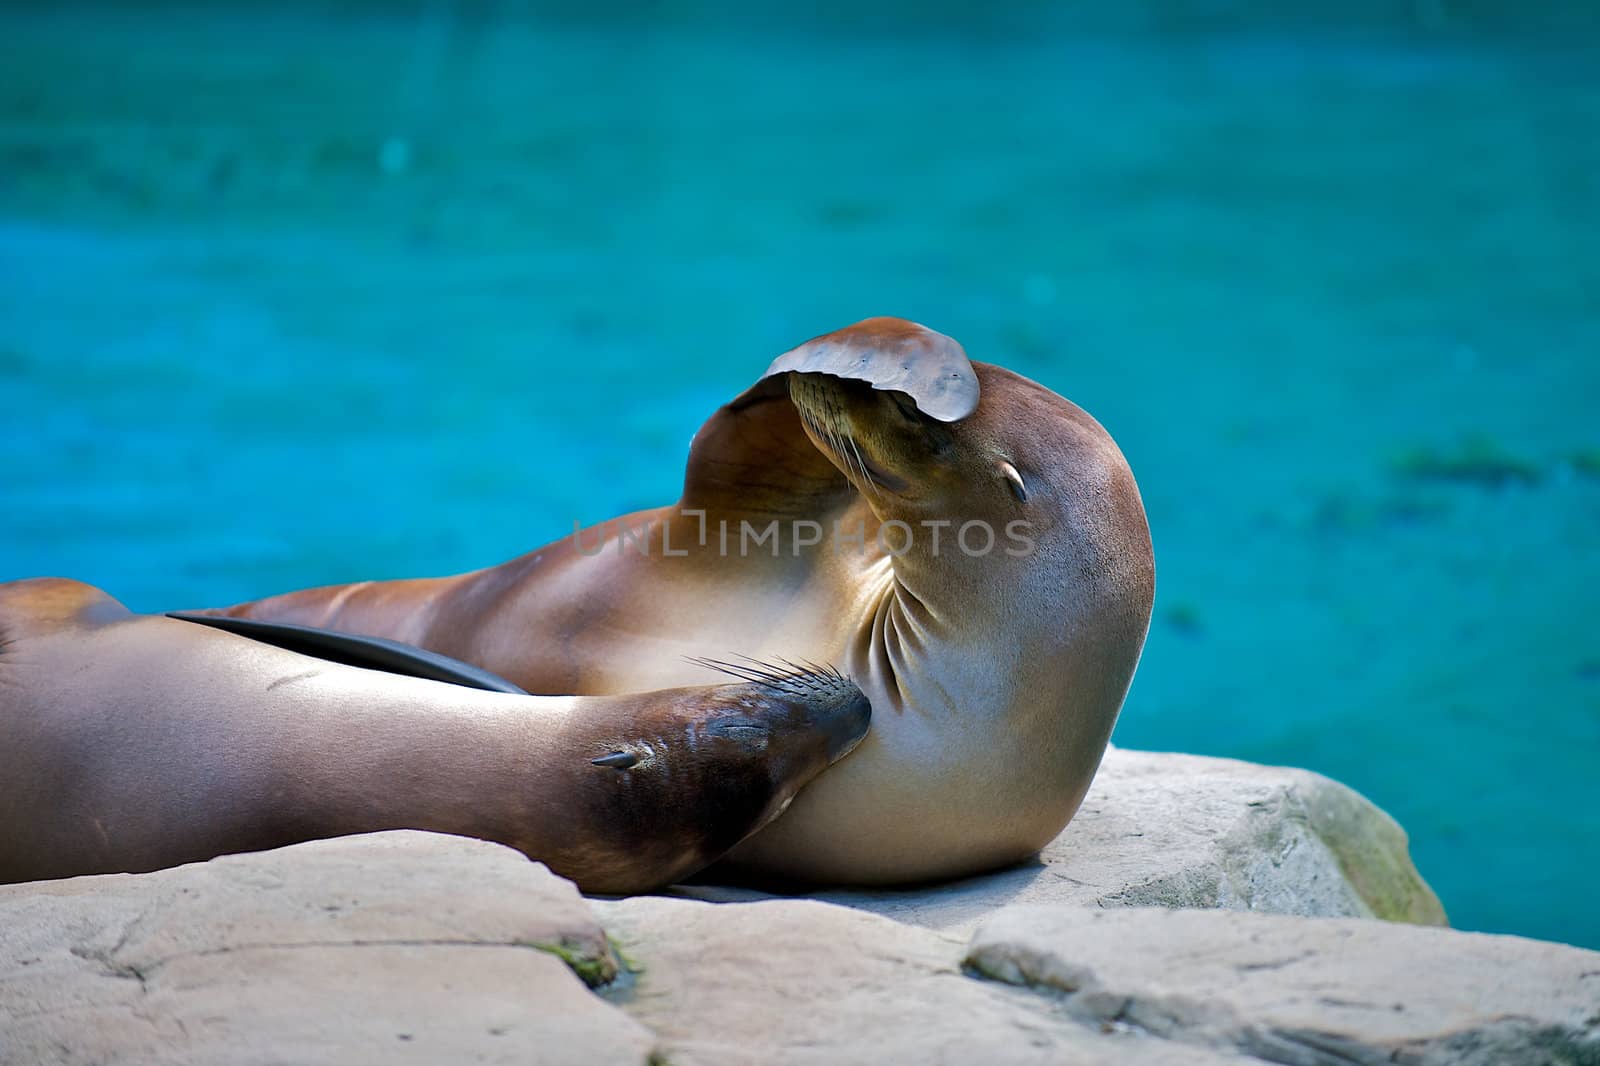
xmin=3 ymin=754 xmax=1586 ymax=1066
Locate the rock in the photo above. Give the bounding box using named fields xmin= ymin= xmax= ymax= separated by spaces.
xmin=593 ymin=895 xmax=1250 ymax=1065
xmin=595 ymin=892 xmax=1598 ymax=1065
xmin=0 ymin=832 xmax=656 ymax=1065
xmin=1 ymin=823 xmax=1584 ymax=1066
xmin=677 ymin=747 xmax=1447 ymax=934
xmin=966 ymin=905 xmax=1600 ymax=1065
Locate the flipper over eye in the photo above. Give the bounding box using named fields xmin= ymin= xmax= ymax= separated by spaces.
xmin=760 ymin=317 xmax=980 ymax=423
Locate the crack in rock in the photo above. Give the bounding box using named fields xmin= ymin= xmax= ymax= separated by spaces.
xmin=964 ymin=928 xmax=1600 ymax=1066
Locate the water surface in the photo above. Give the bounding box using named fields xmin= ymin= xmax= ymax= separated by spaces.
xmin=2 ymin=2 xmax=1595 ymax=947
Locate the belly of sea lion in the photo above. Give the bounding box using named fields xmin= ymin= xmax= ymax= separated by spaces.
xmin=710 ymin=692 xmax=1083 ymax=886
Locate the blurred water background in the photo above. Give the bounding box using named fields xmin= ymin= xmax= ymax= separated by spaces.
xmin=1 ymin=1 xmax=1595 ymax=947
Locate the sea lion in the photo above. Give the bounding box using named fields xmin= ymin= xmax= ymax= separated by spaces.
xmin=201 ymin=317 xmax=1156 ymax=885
xmin=0 ymin=578 xmax=869 ymax=893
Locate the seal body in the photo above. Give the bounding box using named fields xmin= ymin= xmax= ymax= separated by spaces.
xmin=0 ymin=579 xmax=869 ymax=892
xmin=204 ymin=319 xmax=1155 ymax=885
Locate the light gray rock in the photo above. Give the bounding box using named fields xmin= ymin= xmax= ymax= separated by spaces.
xmin=677 ymin=747 xmax=1447 ymax=934
xmin=593 ymin=894 xmax=1252 ymax=1066
xmin=0 ymin=832 xmax=656 ymax=1065
xmin=966 ymin=904 xmax=1600 ymax=1066
xmin=0 ymin=819 xmax=1583 ymax=1066
xmin=595 ymin=891 xmax=1599 ymax=1065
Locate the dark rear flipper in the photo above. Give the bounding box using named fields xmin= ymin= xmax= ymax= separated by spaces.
xmin=166 ymin=612 xmax=527 ymax=695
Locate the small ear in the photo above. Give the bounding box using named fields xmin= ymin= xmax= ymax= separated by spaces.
xmin=760 ymin=317 xmax=980 ymax=423
xmin=1000 ymin=461 xmax=1029 ymax=503
xmin=591 ymin=751 xmax=638 ymax=769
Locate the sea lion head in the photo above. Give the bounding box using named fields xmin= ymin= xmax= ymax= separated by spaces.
xmin=545 ymin=663 xmax=870 ymax=894
xmin=774 ymin=317 xmax=1126 ymax=546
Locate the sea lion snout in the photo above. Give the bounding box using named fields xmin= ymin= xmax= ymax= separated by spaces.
xmin=789 ymin=375 xmax=929 ymax=494
xmin=794 ymin=670 xmax=872 ymax=764
xmin=553 ymin=665 xmax=870 ymax=894
xmin=686 ymin=660 xmax=870 ymax=768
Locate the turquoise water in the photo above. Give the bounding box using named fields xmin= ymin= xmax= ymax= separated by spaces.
xmin=2 ymin=3 xmax=1596 ymax=947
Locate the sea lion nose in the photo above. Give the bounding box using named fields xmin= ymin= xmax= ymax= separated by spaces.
xmin=688 ymin=659 xmax=873 ymax=765
xmin=805 ymin=680 xmax=872 ymax=764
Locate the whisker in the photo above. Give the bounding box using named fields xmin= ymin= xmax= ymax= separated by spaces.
xmin=846 ymin=434 xmax=880 ymax=500
xmin=795 ymin=386 xmax=879 ymax=501
xmin=683 ymin=654 xmax=849 ymax=693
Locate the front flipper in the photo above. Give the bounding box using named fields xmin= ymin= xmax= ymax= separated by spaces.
xmin=166 ymin=612 xmax=528 ymax=694
xmin=761 ymin=316 xmax=980 ymax=422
